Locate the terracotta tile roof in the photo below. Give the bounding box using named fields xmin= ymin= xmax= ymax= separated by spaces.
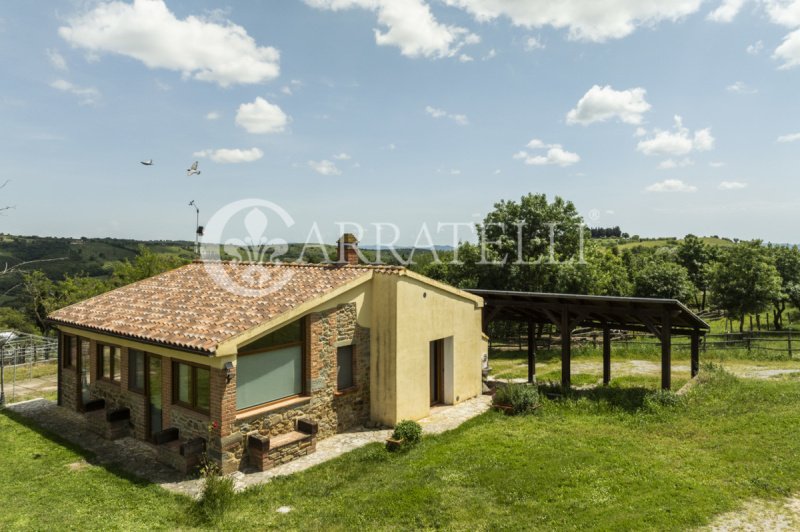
xmin=48 ymin=261 xmax=402 ymax=354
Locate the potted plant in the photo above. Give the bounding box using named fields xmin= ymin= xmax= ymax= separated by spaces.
xmin=492 ymin=382 xmax=540 ymax=415
xmin=386 ymin=420 xmax=422 ymax=452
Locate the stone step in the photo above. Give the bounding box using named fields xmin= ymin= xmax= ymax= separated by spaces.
xmin=269 ymin=430 xmax=308 ymax=448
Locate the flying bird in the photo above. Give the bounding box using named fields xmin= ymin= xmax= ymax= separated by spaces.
xmin=187 ymin=161 xmax=201 ymax=176
xmin=140 ymin=159 xmax=153 ymax=166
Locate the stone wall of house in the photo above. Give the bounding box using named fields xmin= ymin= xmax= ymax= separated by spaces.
xmin=219 ymin=303 xmax=371 ymax=473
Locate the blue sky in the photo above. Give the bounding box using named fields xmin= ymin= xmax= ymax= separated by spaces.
xmin=1 ymin=0 xmax=799 ymax=245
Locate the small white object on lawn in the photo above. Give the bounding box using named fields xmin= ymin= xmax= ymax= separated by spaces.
xmin=276 ymin=506 xmax=292 ymax=514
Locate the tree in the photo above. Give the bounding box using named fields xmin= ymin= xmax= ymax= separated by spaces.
xmin=22 ymin=270 xmax=109 ymax=332
xmin=710 ymin=241 xmax=782 ymax=332
xmin=770 ymin=245 xmax=800 ymax=329
xmin=0 ymin=307 xmax=39 ymax=334
xmin=110 ymin=245 xmax=188 ymax=286
xmin=633 ymin=260 xmax=694 ymax=301
xmin=677 ymin=234 xmax=716 ymax=310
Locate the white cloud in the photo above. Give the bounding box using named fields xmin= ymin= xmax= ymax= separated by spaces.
xmin=194 ymin=147 xmax=264 ymax=163
xmin=777 ymin=132 xmax=800 ymax=142
xmin=775 ymin=28 xmax=800 ymax=69
xmin=646 ymin=179 xmax=697 ymax=192
xmin=59 ymin=0 xmax=280 ymax=87
xmin=425 ymin=105 xmax=469 ymax=125
xmin=658 ymin=158 xmax=694 ymax=169
xmin=236 ymin=97 xmax=289 ymax=134
xmin=205 ymin=111 xmax=220 ymax=120
xmin=524 ymin=36 xmax=544 ymax=50
xmin=306 ymin=0 xmax=479 ymax=59
xmin=747 ymin=40 xmax=764 ymax=55
xmin=718 ymin=180 xmax=748 ymax=190
xmin=154 ymin=79 xmax=171 ymax=91
xmin=566 ymin=85 xmax=651 ymax=126
xmin=46 ymin=48 xmax=68 ymax=71
xmin=50 ymin=79 xmax=100 ymax=105
xmin=707 ymin=0 xmax=746 ymax=22
xmin=709 ymin=161 xmax=726 ymax=167
xmin=514 ymin=139 xmax=580 ymax=167
xmin=308 ymin=159 xmax=341 ymax=175
xmin=726 ymin=80 xmax=758 ymax=94
xmin=450 ymin=169 xmax=462 ymax=175
xmin=459 ymin=53 xmax=474 ymax=62
xmin=333 ymin=152 xmax=351 ymax=160
xmin=483 ymin=48 xmax=497 ymax=60
xmin=634 ymin=127 xmax=648 ymax=137
xmin=493 ymin=169 xmax=501 ymax=174
xmin=281 ymin=85 xmax=293 ymax=95
xmin=443 ymin=0 xmax=705 ymax=42
xmin=637 ymin=116 xmax=714 ymax=156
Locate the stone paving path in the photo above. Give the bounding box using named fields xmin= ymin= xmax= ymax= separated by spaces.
xmin=6 ymin=395 xmax=491 ymax=499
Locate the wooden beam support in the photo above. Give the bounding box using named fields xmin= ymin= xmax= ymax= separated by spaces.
xmin=561 ymin=309 xmax=571 ymax=390
xmin=603 ymin=325 xmax=611 ymax=386
xmin=527 ymin=320 xmax=536 ymax=383
xmin=690 ymin=330 xmax=700 ymax=378
xmin=661 ymin=309 xmax=672 ymax=390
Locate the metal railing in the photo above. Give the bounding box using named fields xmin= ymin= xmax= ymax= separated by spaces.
xmin=0 ymin=331 xmax=59 ymax=405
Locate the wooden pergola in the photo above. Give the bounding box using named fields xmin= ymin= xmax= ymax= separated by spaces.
xmin=468 ymin=290 xmax=710 ymax=390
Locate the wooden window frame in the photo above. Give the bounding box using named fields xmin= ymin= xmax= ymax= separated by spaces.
xmin=96 ymin=343 xmax=121 ymax=384
xmin=128 ymin=349 xmax=146 ymax=394
xmin=235 ymin=317 xmax=308 ymax=414
xmin=61 ymin=334 xmax=75 ymax=369
xmin=171 ymin=360 xmax=210 ymax=414
xmin=335 ymin=344 xmax=357 ymax=394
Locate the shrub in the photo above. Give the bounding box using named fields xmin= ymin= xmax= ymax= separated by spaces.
xmin=196 ymin=472 xmax=235 ymax=524
xmin=493 ymin=382 xmax=539 ymax=415
xmin=388 ymin=420 xmax=422 ymax=452
xmin=644 ymin=389 xmax=684 ymax=410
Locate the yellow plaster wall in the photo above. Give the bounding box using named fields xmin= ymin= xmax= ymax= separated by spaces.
xmin=368 ymin=273 xmax=399 ymax=425
xmin=382 ymin=274 xmax=485 ymax=425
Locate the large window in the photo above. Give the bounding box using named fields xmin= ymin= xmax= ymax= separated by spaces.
xmin=128 ymin=349 xmax=146 ymax=393
xmin=97 ymin=344 xmax=121 ymax=383
xmin=236 ymin=320 xmax=305 ymax=410
xmin=336 ymin=345 xmax=354 ymax=391
xmin=172 ymin=361 xmax=210 ymax=413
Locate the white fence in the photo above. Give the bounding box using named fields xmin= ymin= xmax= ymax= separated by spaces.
xmin=0 ymin=331 xmax=59 ymax=405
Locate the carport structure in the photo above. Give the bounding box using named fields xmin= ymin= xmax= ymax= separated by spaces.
xmin=467 ymin=290 xmax=710 ymax=390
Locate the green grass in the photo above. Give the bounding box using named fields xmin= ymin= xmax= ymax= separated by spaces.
xmin=4 ymin=369 xmax=800 ymax=530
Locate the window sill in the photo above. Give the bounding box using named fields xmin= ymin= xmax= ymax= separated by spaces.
xmin=235 ymin=395 xmax=311 ymax=421
xmin=334 ymin=386 xmax=359 ymax=397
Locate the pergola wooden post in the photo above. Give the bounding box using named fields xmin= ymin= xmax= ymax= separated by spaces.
xmin=602 ymin=325 xmax=611 ymax=386
xmin=527 ymin=320 xmax=536 ymax=383
xmin=690 ymin=330 xmax=700 ymax=378
xmin=661 ymin=310 xmax=672 ymax=390
xmin=561 ymin=310 xmax=571 ymax=390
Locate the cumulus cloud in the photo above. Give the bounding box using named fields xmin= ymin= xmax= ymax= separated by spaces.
xmin=514 ymin=138 xmax=580 ymax=167
xmin=646 ymin=179 xmax=697 ymax=192
xmin=747 ymin=40 xmax=764 ymax=54
xmin=764 ymin=0 xmax=800 ymax=69
xmin=483 ymin=48 xmax=497 ymax=60
xmin=50 ymin=79 xmax=100 ymax=105
xmin=566 ymin=85 xmax=651 ymax=126
xmin=525 ymin=36 xmax=544 ymax=50
xmin=308 ymin=159 xmax=341 ymax=175
xmin=726 ymin=80 xmax=758 ymax=93
xmin=718 ymin=180 xmax=748 ymax=190
xmin=707 ymin=0 xmax=746 ymax=22
xmin=59 ymin=0 xmax=280 ymax=87
xmin=333 ymin=152 xmax=351 ymax=160
xmin=775 ymin=28 xmax=800 ymax=68
xmin=658 ymin=158 xmax=694 ymax=169
xmin=777 ymin=132 xmax=800 ymax=142
xmin=306 ymin=0 xmax=479 ymax=58
xmin=458 ymin=53 xmax=474 ymax=62
xmin=236 ymin=97 xmax=289 ymax=134
xmin=425 ymin=105 xmax=469 ymax=125
xmin=193 ymin=147 xmax=264 ymax=163
xmin=637 ymin=116 xmax=714 ymax=156
xmin=205 ymin=111 xmax=220 ymax=120
xmin=443 ymin=0 xmax=704 ymax=42
xmin=46 ymin=48 xmax=68 ymax=71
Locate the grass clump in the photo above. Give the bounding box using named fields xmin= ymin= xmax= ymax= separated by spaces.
xmin=388 ymin=420 xmax=422 ymax=452
xmin=493 ymin=382 xmax=540 ymax=415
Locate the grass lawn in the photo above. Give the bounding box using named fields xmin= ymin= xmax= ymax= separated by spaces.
xmin=3 ymin=368 xmax=800 ymax=530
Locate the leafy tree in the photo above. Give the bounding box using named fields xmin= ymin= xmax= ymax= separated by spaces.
xmin=0 ymin=307 xmax=39 ymax=334
xmin=710 ymin=241 xmax=782 ymax=332
xmin=110 ymin=245 xmax=188 ymax=286
xmin=677 ymin=234 xmax=716 ymax=310
xmin=633 ymin=260 xmax=694 ymax=301
xmin=770 ymin=245 xmax=800 ymax=329
xmin=22 ymin=270 xmax=109 ymax=332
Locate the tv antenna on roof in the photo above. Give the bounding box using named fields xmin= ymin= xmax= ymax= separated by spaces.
xmin=188 ymin=200 xmax=203 ymax=256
